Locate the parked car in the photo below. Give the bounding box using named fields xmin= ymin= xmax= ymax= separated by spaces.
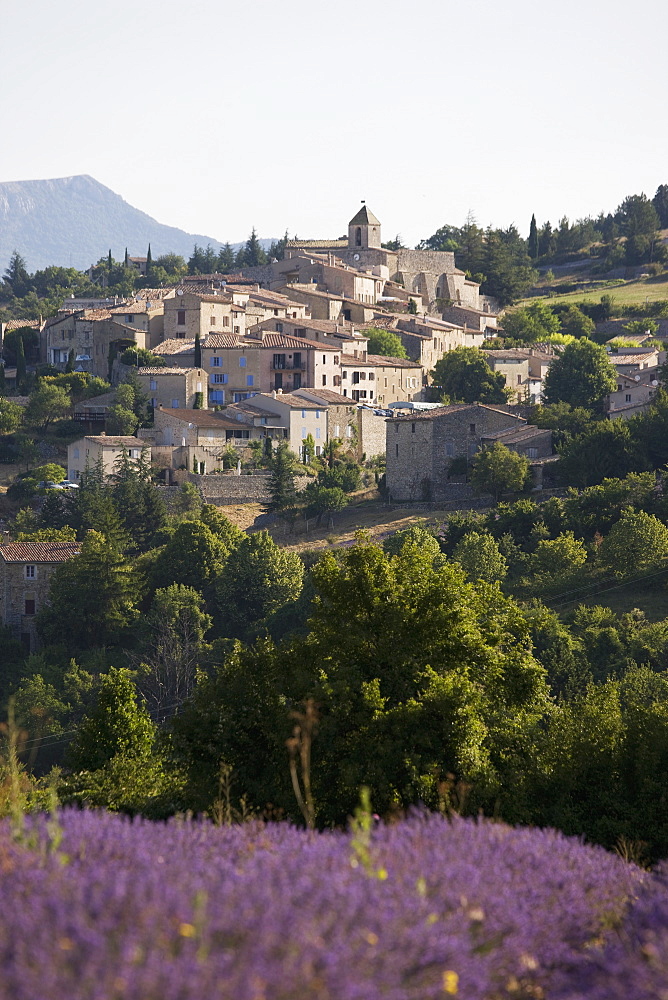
xmin=37 ymin=481 xmax=66 ymax=490
xmin=59 ymin=480 xmax=80 ymax=489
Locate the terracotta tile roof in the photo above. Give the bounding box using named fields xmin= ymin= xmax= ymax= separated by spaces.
xmin=81 ymin=435 xmax=146 ymax=447
xmin=110 ymin=302 xmax=157 ymax=315
xmin=134 ymin=288 xmax=176 ymax=300
xmin=366 ymin=354 xmax=422 ymax=368
xmin=286 ymin=239 xmax=349 ymax=249
xmin=137 ymin=367 xmax=198 ymax=376
xmin=203 ymin=334 xmax=242 ymax=349
xmin=78 ymin=309 xmax=113 ymax=321
xmin=153 ymin=339 xmax=196 ymax=355
xmin=0 ymin=542 xmax=80 ymax=564
xmin=340 ymin=354 xmax=374 ymax=366
xmin=156 ymin=408 xmax=239 ymax=430
xmin=293 ymin=387 xmax=353 ymax=405
xmin=250 ymin=333 xmax=338 ymax=351
xmin=390 ymin=403 xmax=525 ymax=423
xmin=254 ymin=392 xmax=320 ymax=409
xmin=3 ymin=318 xmax=42 ymax=331
xmin=609 ymin=353 xmax=659 ymax=366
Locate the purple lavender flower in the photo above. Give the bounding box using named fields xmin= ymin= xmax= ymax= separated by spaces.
xmin=0 ymin=811 xmax=641 ymax=1000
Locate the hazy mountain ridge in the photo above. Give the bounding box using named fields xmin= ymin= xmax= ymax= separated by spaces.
xmin=0 ymin=175 xmax=269 ymax=272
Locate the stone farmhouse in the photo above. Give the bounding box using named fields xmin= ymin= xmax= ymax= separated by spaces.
xmin=0 ymin=541 xmax=80 ymax=652
xmin=67 ymin=435 xmax=149 ymax=482
xmin=607 ymin=368 xmax=661 ymax=419
xmin=385 ymin=403 xmax=553 ymax=502
xmin=136 ymin=366 xmax=207 ymax=411
xmin=143 ymin=407 xmax=259 ymax=474
xmin=163 ymin=290 xmax=247 ymax=340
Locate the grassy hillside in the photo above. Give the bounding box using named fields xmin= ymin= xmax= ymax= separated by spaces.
xmin=523 ymin=273 xmax=668 ymax=309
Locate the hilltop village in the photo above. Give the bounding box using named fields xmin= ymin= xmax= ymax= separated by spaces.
xmin=3 ymin=204 xmax=662 ymax=513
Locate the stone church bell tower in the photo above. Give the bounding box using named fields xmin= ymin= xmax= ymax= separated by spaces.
xmin=348 ymin=204 xmax=382 ymax=250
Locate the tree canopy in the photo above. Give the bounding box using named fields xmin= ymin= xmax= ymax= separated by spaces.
xmin=430 ymin=347 xmax=508 ymax=404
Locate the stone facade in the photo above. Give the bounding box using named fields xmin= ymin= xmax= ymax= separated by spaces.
xmin=137 ymin=367 xmax=207 ymax=411
xmin=163 ymin=291 xmax=246 ymax=340
xmin=67 ymin=435 xmax=149 ymax=481
xmin=385 ymin=403 xmax=540 ymax=502
xmin=0 ymin=542 xmax=79 ymax=652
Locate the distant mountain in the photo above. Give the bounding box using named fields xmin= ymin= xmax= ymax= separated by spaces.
xmin=0 ymin=175 xmax=270 ymax=272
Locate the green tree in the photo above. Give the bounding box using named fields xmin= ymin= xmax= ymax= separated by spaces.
xmin=452 ymin=531 xmax=508 ymax=583
xmin=558 ymin=420 xmax=639 ymax=488
xmin=502 ymin=302 xmax=560 ymax=342
xmin=529 ymin=531 xmax=588 ymax=578
xmin=559 ymin=305 xmax=595 ymax=339
xmin=194 ymin=332 xmax=202 ymax=368
xmin=266 ymin=443 xmax=299 ymax=514
xmin=470 ymin=443 xmax=530 ymax=502
xmin=24 ymin=383 xmax=71 ymax=430
xmin=0 ymin=397 xmax=23 ymax=433
xmin=430 ymin=347 xmax=508 ymax=404
xmin=529 ymin=401 xmax=597 ymax=438
xmin=151 ymin=519 xmax=229 ymax=595
xmin=599 ymin=509 xmax=668 ymax=577
xmin=528 ymin=214 xmax=539 ymax=260
xmin=653 ymin=184 xmax=668 ymax=228
xmin=543 ymin=339 xmax=617 ymax=411
xmin=303 ymin=483 xmax=348 ymax=526
xmin=119 ymin=347 xmax=165 ymax=368
xmin=37 ymin=530 xmax=140 ymax=649
xmin=238 ymin=228 xmax=267 ymax=267
xmin=67 ymin=667 xmax=155 ymax=773
xmin=138 ymin=585 xmax=212 ymax=717
xmin=217 ymin=531 xmax=304 ymax=639
xmin=3 ymin=251 xmax=31 ymax=298
xmin=364 ymin=329 xmax=408 ymax=359
xmin=15 ymin=334 xmax=26 ymax=387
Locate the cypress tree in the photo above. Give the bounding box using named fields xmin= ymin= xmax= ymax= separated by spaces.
xmin=194 ymin=332 xmax=202 ymax=368
xmin=124 ymin=248 xmax=129 ymax=267
xmin=528 ymin=214 xmax=539 ymax=259
xmin=266 ymin=443 xmax=298 ymax=513
xmin=107 ymin=249 xmax=113 ymax=270
xmin=15 ymin=335 xmax=26 ymax=386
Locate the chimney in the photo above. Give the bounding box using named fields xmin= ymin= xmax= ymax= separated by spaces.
xmin=271 ymin=390 xmax=277 ymax=398
xmin=277 ymin=388 xmax=283 ymax=394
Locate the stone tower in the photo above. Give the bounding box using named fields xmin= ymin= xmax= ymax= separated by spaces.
xmin=348 ymin=205 xmax=382 ymax=250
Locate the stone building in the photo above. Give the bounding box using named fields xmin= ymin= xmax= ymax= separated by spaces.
xmin=163 ymin=290 xmax=247 ymax=340
xmin=283 ymin=206 xmax=485 ymax=313
xmin=385 ymin=403 xmax=551 ymax=501
xmin=144 ymin=407 xmax=260 ymax=473
xmin=0 ymin=541 xmax=80 ymax=651
xmin=137 ymin=367 xmax=207 ymax=411
xmin=67 ymin=435 xmax=149 ymax=481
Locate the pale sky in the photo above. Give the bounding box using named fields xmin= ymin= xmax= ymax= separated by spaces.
xmin=2 ymin=0 xmax=666 ymax=249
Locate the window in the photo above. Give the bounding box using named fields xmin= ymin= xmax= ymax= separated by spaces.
xmin=315 ymin=428 xmax=321 ymax=439
xmin=171 ymin=399 xmax=180 ymax=408
xmin=239 ymin=357 xmax=247 ymax=368
xmin=517 ymin=375 xmax=522 ymax=384
xmin=395 ymin=443 xmax=399 ymax=457
xmin=302 ymin=426 xmax=307 ymax=438
xmin=369 ymin=372 xmax=374 ymax=381
xmin=234 ymin=326 xmax=240 ymax=334
xmin=151 ymin=398 xmax=157 ymax=408
xmin=234 ymin=429 xmax=251 ymax=439
xmin=210 ymin=390 xmax=224 ymax=404
xmin=211 ymin=356 xmax=221 ymax=367
xmin=394 ymin=423 xmax=399 ymax=433
xmin=246 ymin=375 xmax=254 ymax=387
xmin=342 ymin=371 xmax=348 ymax=379
xmin=223 ymin=316 xmax=230 ymax=327
xmin=626 ymin=394 xmax=632 ymax=402
xmin=24 ymin=599 xmax=35 ymax=616
xmin=316 ymin=410 xmax=321 ymax=419
xmin=445 ymin=443 xmax=455 ymax=457
xmin=126 ymin=315 xmax=134 ymax=324
xmin=130 ymin=449 xmax=140 ymax=459
xmin=25 ymin=565 xmax=35 ymax=579
xmin=334 ymin=356 xmax=339 ymax=364
xmin=322 ymin=375 xmax=327 ymax=386
xmin=276 ymin=322 xmax=283 ymax=333
xmin=177 ymin=310 xmax=186 ymax=325
xmin=322 ymin=355 xmax=326 ymax=364
xmin=411 ymin=423 xmax=415 ymax=433
xmin=213 ymin=374 xmax=225 ymax=384
xmin=149 ymin=379 xmax=157 ymax=391
xmin=526 ymin=447 xmax=538 ymax=459
xmin=469 ymin=423 xmax=476 ymax=434
xmin=334 ymin=424 xmax=340 ymax=437
xmin=73 ymin=447 xmax=79 ymax=459
xmin=301 ymin=409 xmax=306 ymax=419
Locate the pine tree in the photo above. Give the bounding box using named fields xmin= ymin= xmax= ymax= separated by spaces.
xmin=243 ymin=228 xmax=267 ymax=267
xmin=218 ymin=243 xmax=236 ymax=273
xmin=266 ymin=443 xmax=298 ymax=514
xmin=528 ymin=214 xmax=539 ymax=259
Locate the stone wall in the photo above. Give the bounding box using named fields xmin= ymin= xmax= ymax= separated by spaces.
xmin=179 ymin=472 xmax=310 ymax=505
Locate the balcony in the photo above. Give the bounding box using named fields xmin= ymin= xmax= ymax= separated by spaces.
xmin=271 ymin=361 xmax=306 ymax=371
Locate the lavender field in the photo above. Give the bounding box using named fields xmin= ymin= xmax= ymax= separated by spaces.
xmin=1 ymin=810 xmax=665 ymax=999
